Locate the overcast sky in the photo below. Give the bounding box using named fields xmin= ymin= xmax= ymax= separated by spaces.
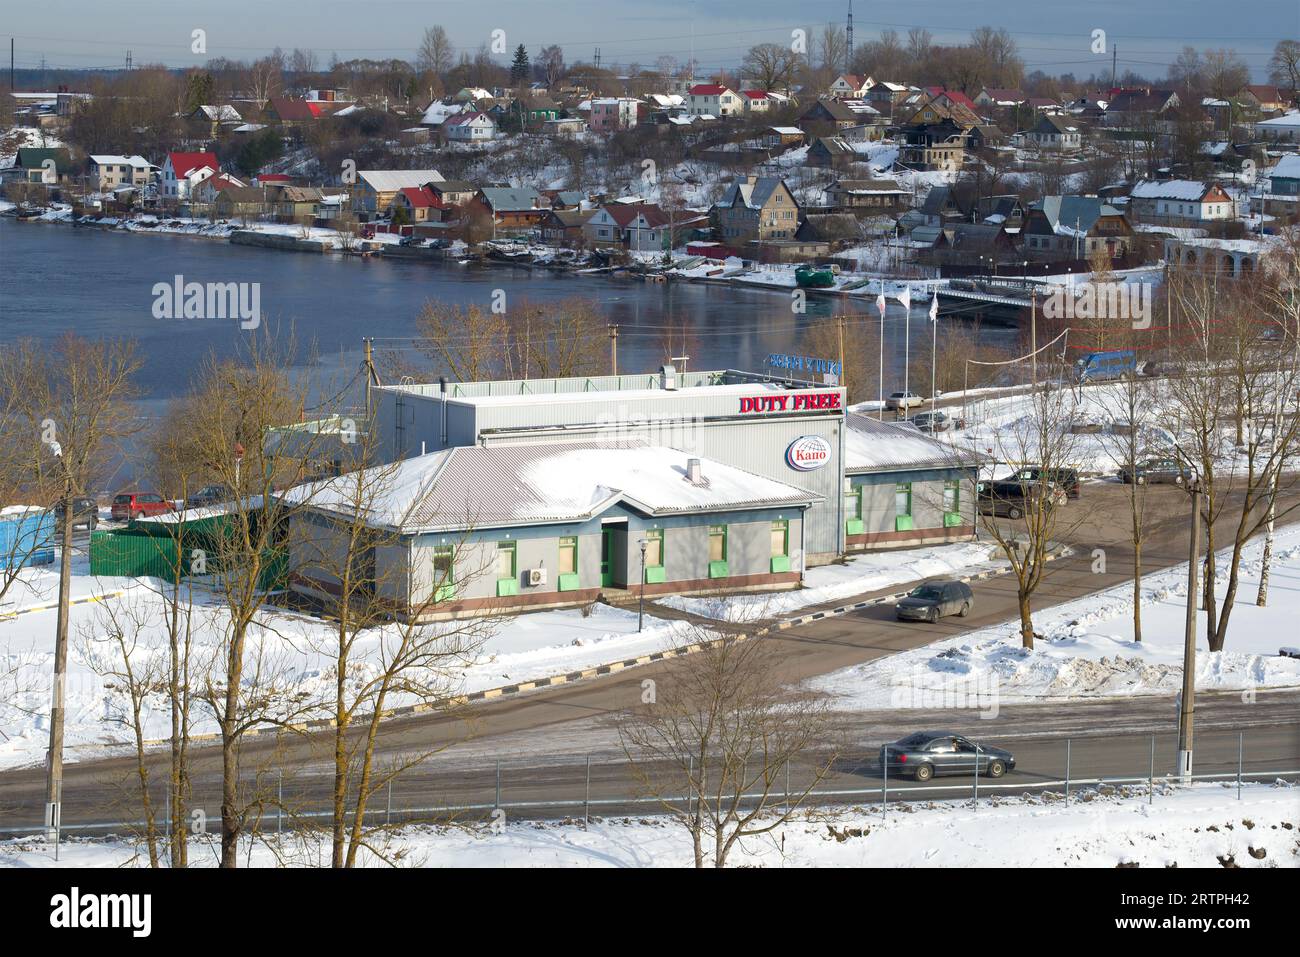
xmin=8 ymin=0 xmax=1298 ymax=81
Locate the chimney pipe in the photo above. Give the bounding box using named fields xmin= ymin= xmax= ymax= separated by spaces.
xmin=687 ymin=458 xmax=702 ymax=484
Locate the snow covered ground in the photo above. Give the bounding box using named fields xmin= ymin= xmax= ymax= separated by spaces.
xmin=3 ymin=781 xmax=1294 ymax=868
xmin=0 ymin=558 xmax=697 ymax=771
xmin=811 ymin=526 xmax=1300 ymax=710
xmin=660 ymin=542 xmax=1003 ymax=622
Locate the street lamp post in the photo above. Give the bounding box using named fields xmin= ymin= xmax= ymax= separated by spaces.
xmin=638 ymin=538 xmax=648 ymax=632
xmin=1177 ymin=481 xmax=1201 ymax=784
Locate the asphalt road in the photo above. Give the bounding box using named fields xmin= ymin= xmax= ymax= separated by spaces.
xmin=2 ymin=481 xmax=1298 ymax=831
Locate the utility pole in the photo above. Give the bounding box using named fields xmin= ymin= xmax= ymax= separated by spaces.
xmin=1030 ymin=289 xmax=1037 ymax=385
xmin=1111 ymin=44 xmax=1117 ymax=92
xmin=846 ymin=1 xmax=854 ymax=74
xmin=362 ymin=337 xmax=377 ymax=416
xmin=836 ymin=315 xmax=846 ymax=398
xmin=44 ymin=458 xmax=73 ymax=851
xmin=608 ymin=323 xmax=619 ymax=375
xmin=1177 ymin=482 xmax=1201 ymax=784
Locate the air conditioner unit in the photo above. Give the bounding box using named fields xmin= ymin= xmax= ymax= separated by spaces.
xmin=528 ymin=567 xmax=547 ymax=586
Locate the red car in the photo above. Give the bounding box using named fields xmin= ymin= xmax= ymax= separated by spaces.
xmin=111 ymin=492 xmax=174 ymax=521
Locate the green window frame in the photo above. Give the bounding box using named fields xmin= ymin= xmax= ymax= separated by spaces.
xmin=432 ymin=544 xmax=455 ymax=602
xmin=495 ymin=541 xmax=518 ymax=597
xmin=895 ymin=482 xmax=914 ymax=533
xmin=558 ymin=536 xmax=579 ymax=591
xmin=943 ymin=480 xmax=963 ymax=526
xmin=845 ymin=485 xmax=864 ymax=536
xmin=770 ymin=520 xmax=789 ymax=557
xmin=643 ymin=529 xmax=666 ymax=584
xmin=708 ymin=524 xmax=729 ymax=579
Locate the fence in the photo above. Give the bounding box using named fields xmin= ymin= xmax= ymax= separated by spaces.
xmin=4 ymin=729 xmax=1294 ymax=843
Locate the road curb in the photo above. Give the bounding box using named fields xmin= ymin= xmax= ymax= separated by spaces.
xmin=77 ymin=547 xmax=1070 ymax=752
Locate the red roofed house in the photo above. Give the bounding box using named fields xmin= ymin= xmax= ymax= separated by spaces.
xmin=265 ymin=97 xmax=325 ymax=127
xmin=191 ymin=172 xmax=249 ymax=206
xmin=392 ymin=185 xmax=449 ymax=223
xmin=926 ymin=87 xmax=981 ymax=114
xmin=443 ymin=111 xmax=496 ymax=142
xmin=828 ymin=74 xmax=871 ymax=98
xmin=741 ymin=90 xmax=772 ymax=113
xmin=687 ymin=84 xmax=742 ymax=117
xmin=161 ymin=151 xmax=220 ymax=201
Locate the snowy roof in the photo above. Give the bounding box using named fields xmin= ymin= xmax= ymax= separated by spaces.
xmin=844 ymin=415 xmax=982 ymax=474
xmin=1130 ymin=179 xmax=1213 ymax=201
xmin=1270 ymin=154 xmax=1300 ymax=180
xmin=1257 ymin=111 xmax=1300 ymax=129
xmin=290 ymin=441 xmax=820 ymax=533
xmin=715 ymin=176 xmax=789 ymax=210
xmin=90 ymin=154 xmax=154 ymax=169
xmin=357 ymin=170 xmax=444 ymax=192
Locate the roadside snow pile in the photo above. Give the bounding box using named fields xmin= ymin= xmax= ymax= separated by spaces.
xmin=5 ymin=781 xmax=1294 ymax=868
xmin=660 ymin=542 xmax=1003 ymax=622
xmin=811 ymin=529 xmax=1300 ymax=708
xmin=0 ymin=563 xmax=697 ymax=771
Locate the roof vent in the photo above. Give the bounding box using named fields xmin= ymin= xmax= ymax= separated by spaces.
xmin=660 ymin=364 xmax=678 ymax=390
xmin=686 ymin=457 xmax=706 ymax=486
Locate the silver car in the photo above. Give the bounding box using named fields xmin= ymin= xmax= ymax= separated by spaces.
xmin=895 ymin=579 xmax=974 ymax=622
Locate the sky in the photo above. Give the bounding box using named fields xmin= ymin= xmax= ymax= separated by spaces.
xmin=7 ymin=0 xmax=1299 ymax=81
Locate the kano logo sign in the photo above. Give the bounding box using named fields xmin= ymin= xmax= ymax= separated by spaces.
xmin=786 ymin=435 xmax=831 ymax=471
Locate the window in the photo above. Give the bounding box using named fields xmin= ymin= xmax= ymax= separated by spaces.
xmin=771 ymin=520 xmax=789 ymax=557
xmin=644 ymin=529 xmax=663 ymax=568
xmin=433 ymin=545 xmax=454 ymax=583
xmin=708 ymin=525 xmax=728 ymax=562
xmin=495 ymin=541 xmax=516 ymax=579
xmin=895 ymin=483 xmax=912 ymax=517
xmin=943 ymin=480 xmax=960 ymax=513
xmin=845 ymin=487 xmax=863 ymax=519
xmin=558 ymin=536 xmax=577 ymax=575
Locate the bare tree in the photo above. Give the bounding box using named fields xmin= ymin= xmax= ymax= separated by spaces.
xmin=741 ymin=43 xmax=802 ymax=93
xmin=619 ymin=633 xmax=836 ymax=868
xmin=416 ymin=26 xmax=455 ymax=77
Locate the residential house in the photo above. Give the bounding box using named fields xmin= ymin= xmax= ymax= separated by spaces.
xmin=799 ymin=97 xmax=876 ymax=137
xmin=806 ymin=136 xmax=858 ymax=168
xmin=864 ymin=80 xmax=912 ymax=120
xmin=584 ymin=203 xmax=672 ymax=251
xmin=192 ymin=172 xmax=249 ymax=207
xmin=1127 ymin=180 xmax=1237 ymax=225
xmin=392 ymin=185 xmax=447 ymax=223
xmin=351 ymin=170 xmax=444 ymax=219
xmin=469 ymin=186 xmax=547 ymax=235
xmin=265 ymin=97 xmax=326 ymax=129
xmin=428 ymin=180 xmax=477 ymax=209
xmin=1020 ymin=195 xmax=1135 ymax=261
xmin=932 ymin=223 xmax=1019 ymax=269
xmin=827 ymin=74 xmax=872 ymax=99
xmin=1263 ymin=153 xmax=1300 ymax=217
xmin=974 ymin=88 xmax=1026 ymax=109
xmin=419 ymin=100 xmax=466 ymax=129
xmin=741 ymin=90 xmax=773 ymax=113
xmin=686 ymin=84 xmax=742 ymax=117
xmin=212 ymin=186 xmax=270 ymax=220
xmin=542 ymin=116 xmax=586 ymax=136
xmin=1027 ymin=114 xmax=1082 ymax=151
xmin=273 ymin=186 xmax=324 ymax=222
xmin=10 ymin=147 xmax=72 ymax=184
xmin=187 ymin=104 xmax=242 ymax=139
xmin=712 ymin=175 xmax=800 ymax=243
xmin=899 ymin=95 xmax=980 ymax=171
xmin=763 ymin=126 xmax=806 ymax=149
xmin=444 ymin=111 xmax=496 ymax=143
xmin=588 ymin=97 xmax=640 ymax=132
xmin=539 ymin=208 xmax=596 ymax=246
xmin=88 ymin=154 xmax=154 ymax=190
xmin=1255 ymin=111 xmax=1300 ymax=142
xmin=1103 ymin=88 xmax=1181 ymax=128
xmin=826 ymin=178 xmax=910 ymax=215
xmin=1240 ymin=85 xmax=1292 ymax=115
xmin=161 ymin=151 xmax=220 ymax=201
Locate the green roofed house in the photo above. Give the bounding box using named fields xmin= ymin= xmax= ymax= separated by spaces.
xmin=14 ymin=147 xmax=73 ymax=183
xmin=282 ymin=440 xmax=820 ymax=619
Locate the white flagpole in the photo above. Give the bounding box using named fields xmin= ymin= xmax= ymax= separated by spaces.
xmin=876 ymin=282 xmax=887 ymax=420
xmin=929 ymin=289 xmax=939 ymax=409
xmin=900 ymin=286 xmax=912 ymax=401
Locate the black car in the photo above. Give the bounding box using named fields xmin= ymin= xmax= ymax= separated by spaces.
xmin=186 ymin=484 xmax=233 ymax=509
xmin=880 ymin=731 xmax=1016 ymax=781
xmin=1117 ymin=458 xmax=1189 ymax=486
xmin=53 ymin=497 xmax=99 ymax=531
xmin=1011 ymin=466 xmax=1080 ymax=499
xmin=976 ymin=479 xmax=1064 ymax=519
xmin=895 ymin=579 xmax=974 ymax=622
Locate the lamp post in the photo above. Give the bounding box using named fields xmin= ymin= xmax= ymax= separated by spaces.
xmin=1177 ymin=480 xmax=1201 ymax=784
xmin=637 ymin=538 xmax=648 ymax=632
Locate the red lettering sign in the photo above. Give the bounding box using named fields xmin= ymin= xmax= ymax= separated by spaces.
xmin=739 ymin=391 xmax=843 ymax=414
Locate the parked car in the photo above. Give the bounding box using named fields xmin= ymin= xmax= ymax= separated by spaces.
xmin=895 ymin=579 xmax=974 ymax=622
xmin=977 ymin=479 xmax=1065 ymax=519
xmin=186 ymin=484 xmax=233 ymax=508
xmin=110 ymin=492 xmax=173 ymax=522
xmin=909 ymin=410 xmax=965 ymax=433
xmin=1117 ymin=458 xmax=1189 ymax=486
xmin=885 ymin=391 xmax=925 ymax=411
xmin=880 ymin=732 xmax=1016 ymax=781
xmin=53 ymin=497 xmax=99 ymax=531
xmin=1010 ymin=465 xmax=1080 ymax=499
